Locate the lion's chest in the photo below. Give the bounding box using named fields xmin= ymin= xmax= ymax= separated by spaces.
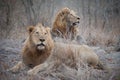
xmin=23 ymin=52 xmax=50 ymax=68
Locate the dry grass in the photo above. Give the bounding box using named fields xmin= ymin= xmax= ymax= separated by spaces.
xmin=78 ymin=23 xmax=120 ymax=47
xmin=0 ymin=39 xmax=120 ymax=80
xmin=0 ymin=0 xmax=120 ymax=79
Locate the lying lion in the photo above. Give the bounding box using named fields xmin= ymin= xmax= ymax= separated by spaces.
xmin=8 ymin=23 xmax=105 ymax=75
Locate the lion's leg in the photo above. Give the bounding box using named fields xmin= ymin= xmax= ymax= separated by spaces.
xmin=27 ymin=62 xmax=50 ymax=75
xmin=7 ymin=61 xmax=25 ymax=73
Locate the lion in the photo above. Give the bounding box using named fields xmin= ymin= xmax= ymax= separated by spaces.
xmin=52 ymin=7 xmax=80 ymax=40
xmin=7 ymin=23 xmax=54 ymax=72
xmin=8 ymin=23 xmax=105 ymax=75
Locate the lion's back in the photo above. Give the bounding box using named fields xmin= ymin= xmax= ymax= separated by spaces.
xmin=50 ymin=43 xmax=99 ymax=67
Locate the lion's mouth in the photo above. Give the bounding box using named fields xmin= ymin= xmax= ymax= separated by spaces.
xmin=37 ymin=43 xmax=45 ymax=50
xmin=72 ymin=21 xmax=79 ymax=26
xmin=37 ymin=43 xmax=45 ymax=46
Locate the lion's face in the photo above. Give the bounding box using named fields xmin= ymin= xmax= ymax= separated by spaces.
xmin=28 ymin=23 xmax=54 ymax=51
xmin=67 ymin=10 xmax=80 ymax=26
xmin=61 ymin=8 xmax=80 ymax=26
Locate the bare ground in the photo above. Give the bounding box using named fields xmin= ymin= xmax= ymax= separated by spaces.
xmin=0 ymin=40 xmax=120 ymax=80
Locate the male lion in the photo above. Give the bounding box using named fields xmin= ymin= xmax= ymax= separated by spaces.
xmin=8 ymin=23 xmax=104 ymax=75
xmin=52 ymin=7 xmax=80 ymax=40
xmin=8 ymin=23 xmax=54 ymax=72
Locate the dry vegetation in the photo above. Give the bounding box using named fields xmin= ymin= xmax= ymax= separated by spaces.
xmin=0 ymin=0 xmax=120 ymax=80
xmin=0 ymin=40 xmax=120 ymax=80
xmin=79 ymin=25 xmax=119 ymax=46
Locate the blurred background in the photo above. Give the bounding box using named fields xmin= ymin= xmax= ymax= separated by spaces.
xmin=0 ymin=0 xmax=120 ymax=47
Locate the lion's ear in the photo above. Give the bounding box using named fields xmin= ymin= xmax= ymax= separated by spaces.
xmin=46 ymin=27 xmax=51 ymax=33
xmin=62 ymin=7 xmax=70 ymax=14
xmin=28 ymin=26 xmax=34 ymax=34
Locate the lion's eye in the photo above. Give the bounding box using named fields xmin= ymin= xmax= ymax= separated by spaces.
xmin=36 ymin=32 xmax=39 ymax=34
xmin=45 ymin=32 xmax=47 ymax=35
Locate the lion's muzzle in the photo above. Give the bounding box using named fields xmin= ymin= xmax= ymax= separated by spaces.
xmin=37 ymin=42 xmax=46 ymax=50
xmin=72 ymin=21 xmax=79 ymax=26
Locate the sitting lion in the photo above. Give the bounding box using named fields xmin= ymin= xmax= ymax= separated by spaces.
xmin=52 ymin=7 xmax=80 ymax=40
xmin=8 ymin=23 xmax=104 ymax=75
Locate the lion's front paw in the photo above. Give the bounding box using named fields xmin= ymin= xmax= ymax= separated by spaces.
xmin=27 ymin=69 xmax=38 ymax=75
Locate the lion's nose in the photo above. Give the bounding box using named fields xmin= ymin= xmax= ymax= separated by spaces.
xmin=77 ymin=17 xmax=80 ymax=20
xmin=39 ymin=39 xmax=45 ymax=42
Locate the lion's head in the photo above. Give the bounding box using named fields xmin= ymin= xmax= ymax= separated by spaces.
xmin=52 ymin=7 xmax=80 ymax=39
xmin=54 ymin=7 xmax=80 ymax=28
xmin=28 ymin=23 xmax=54 ymax=51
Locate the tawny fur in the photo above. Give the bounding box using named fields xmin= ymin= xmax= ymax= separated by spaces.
xmin=52 ymin=7 xmax=80 ymax=39
xmin=27 ymin=42 xmax=102 ymax=75
xmin=8 ymin=23 xmax=54 ymax=72
xmin=8 ymin=23 xmax=104 ymax=75
xmin=22 ymin=23 xmax=54 ymax=68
